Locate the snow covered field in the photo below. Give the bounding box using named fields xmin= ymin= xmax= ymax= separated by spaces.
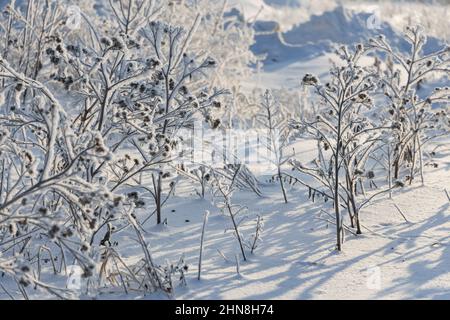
xmin=0 ymin=0 xmax=449 ymax=300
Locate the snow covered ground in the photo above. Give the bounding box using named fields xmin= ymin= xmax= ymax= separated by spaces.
xmin=0 ymin=0 xmax=448 ymax=300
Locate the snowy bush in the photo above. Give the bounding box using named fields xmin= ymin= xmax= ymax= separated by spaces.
xmin=0 ymin=0 xmax=242 ymax=298
xmin=257 ymin=90 xmax=290 ymax=203
xmin=366 ymin=27 xmax=450 ymax=184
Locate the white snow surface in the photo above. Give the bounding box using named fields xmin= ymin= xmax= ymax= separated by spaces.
xmin=238 ymin=0 xmax=448 ymax=90
xmin=4 ymin=138 xmax=449 ymax=300
xmin=105 ymin=139 xmax=450 ymax=300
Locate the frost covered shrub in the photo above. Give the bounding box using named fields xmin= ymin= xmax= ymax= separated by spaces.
xmin=0 ymin=58 xmax=115 ymax=297
xmin=233 ymin=87 xmax=316 ymax=130
xmin=257 ymin=90 xmax=290 ymax=203
xmin=161 ymin=0 xmax=259 ymax=127
xmin=212 ymin=169 xmax=248 ymax=261
xmin=161 ymin=0 xmax=258 ymax=90
xmin=80 ymin=0 xmax=259 ymax=127
xmin=0 ymin=0 xmax=230 ymax=298
xmin=41 ymin=1 xmax=227 ymax=225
